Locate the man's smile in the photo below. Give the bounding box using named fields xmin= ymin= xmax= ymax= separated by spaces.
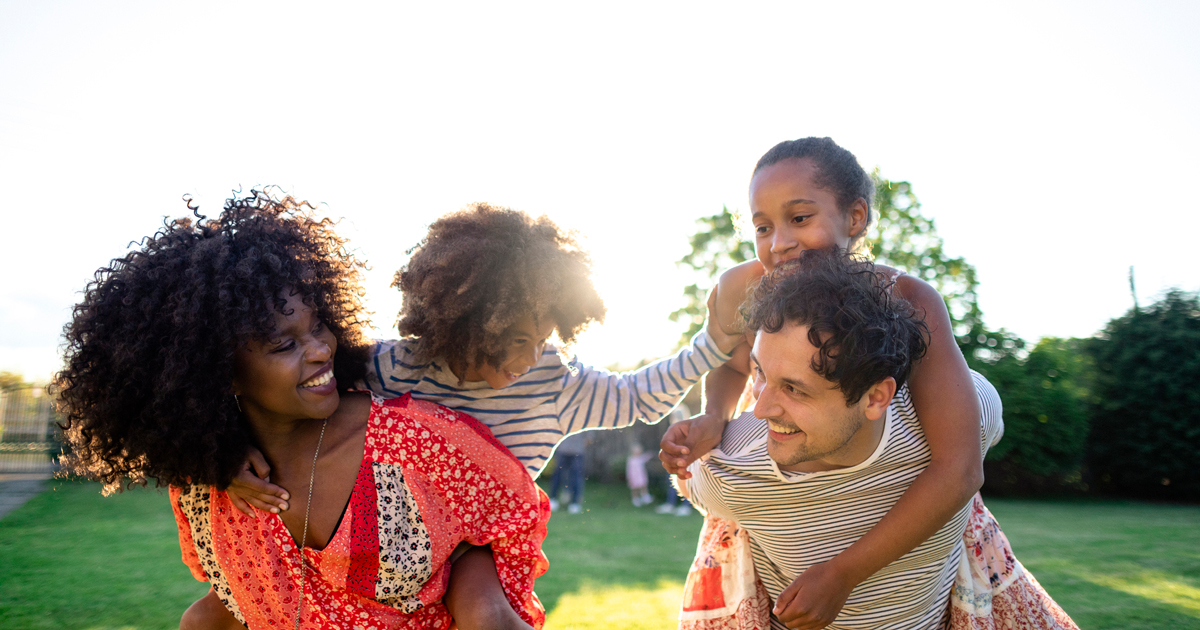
xmin=767 ymin=419 xmax=803 ymax=441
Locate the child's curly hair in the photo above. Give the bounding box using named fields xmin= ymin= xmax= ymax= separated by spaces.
xmin=395 ymin=203 xmax=606 ymax=379
xmin=54 ymin=189 xmax=370 ymax=494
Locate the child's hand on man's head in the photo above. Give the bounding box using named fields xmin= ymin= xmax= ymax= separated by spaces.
xmin=226 ymin=446 xmax=290 ymax=516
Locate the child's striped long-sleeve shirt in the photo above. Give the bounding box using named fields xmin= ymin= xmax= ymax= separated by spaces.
xmin=362 ymin=329 xmax=731 ymax=478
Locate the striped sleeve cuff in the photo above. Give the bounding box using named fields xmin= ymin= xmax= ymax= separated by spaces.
xmin=692 ymin=325 xmax=733 ymax=368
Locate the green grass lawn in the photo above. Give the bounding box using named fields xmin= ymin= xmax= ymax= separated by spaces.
xmin=0 ymin=479 xmax=207 ymax=630
xmin=1 ymin=480 xmax=1197 ymax=629
xmin=985 ymin=499 xmax=1200 ymax=630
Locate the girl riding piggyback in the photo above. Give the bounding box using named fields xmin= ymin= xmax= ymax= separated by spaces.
xmin=663 ymin=138 xmax=1075 ymax=629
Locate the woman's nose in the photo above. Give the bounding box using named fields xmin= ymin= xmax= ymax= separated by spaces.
xmin=305 ymin=339 xmax=332 ymax=362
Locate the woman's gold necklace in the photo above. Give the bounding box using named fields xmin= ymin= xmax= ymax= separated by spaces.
xmin=295 ymin=418 xmax=328 ymax=630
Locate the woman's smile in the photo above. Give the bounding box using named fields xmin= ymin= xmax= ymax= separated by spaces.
xmin=300 ymin=363 xmax=337 ymax=394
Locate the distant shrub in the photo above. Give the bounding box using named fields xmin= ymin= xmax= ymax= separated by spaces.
xmin=976 ymin=338 xmax=1092 ymax=495
xmin=1087 ymin=290 xmax=1200 ymax=501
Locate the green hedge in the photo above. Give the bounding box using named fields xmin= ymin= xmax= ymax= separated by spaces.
xmin=1086 ymin=290 xmax=1200 ymax=501
xmin=975 ymin=338 xmax=1092 ymax=495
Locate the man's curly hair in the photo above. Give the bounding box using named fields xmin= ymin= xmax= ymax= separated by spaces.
xmin=742 ymin=249 xmax=929 ymax=404
xmin=54 ymin=189 xmax=370 ymax=494
xmin=395 ymin=203 xmax=606 ymax=379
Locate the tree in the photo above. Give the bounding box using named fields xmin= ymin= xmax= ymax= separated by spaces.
xmin=974 ymin=338 xmax=1093 ymax=494
xmin=670 ymin=174 xmax=1021 ymax=362
xmin=668 ymin=207 xmax=755 ymax=347
xmin=1086 ymin=290 xmax=1200 ymax=500
xmin=0 ymin=371 xmax=26 ymax=391
xmin=865 ymin=176 xmax=1023 ymax=365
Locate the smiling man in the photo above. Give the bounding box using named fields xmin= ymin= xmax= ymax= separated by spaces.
xmin=682 ymin=250 xmax=1005 ymax=630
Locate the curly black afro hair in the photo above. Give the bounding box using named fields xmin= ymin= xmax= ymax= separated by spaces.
xmin=742 ymin=249 xmax=929 ymax=404
xmin=54 ymin=189 xmax=370 ymax=494
xmin=395 ymin=203 xmax=606 ymax=380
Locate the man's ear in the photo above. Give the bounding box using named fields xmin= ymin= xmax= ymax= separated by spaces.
xmin=863 ymin=377 xmax=896 ymax=421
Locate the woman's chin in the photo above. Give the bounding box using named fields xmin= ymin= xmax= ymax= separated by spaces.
xmin=299 ymin=389 xmax=341 ymax=419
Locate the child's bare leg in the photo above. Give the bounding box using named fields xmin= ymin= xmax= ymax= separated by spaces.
xmin=445 ymin=544 xmax=534 ymax=630
xmin=179 ymin=588 xmax=242 ymax=630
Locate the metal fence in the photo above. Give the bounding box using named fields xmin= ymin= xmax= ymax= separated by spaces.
xmin=0 ymin=385 xmax=62 ymax=474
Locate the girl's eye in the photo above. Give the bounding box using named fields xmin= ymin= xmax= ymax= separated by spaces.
xmin=792 ymin=215 xmax=810 ymax=224
xmin=271 ymin=340 xmax=296 ymax=354
xmin=755 ymin=225 xmax=769 ymax=235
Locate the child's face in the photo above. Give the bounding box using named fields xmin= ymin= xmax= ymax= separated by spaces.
xmin=466 ymin=314 xmax=556 ymax=389
xmin=749 ymin=157 xmax=866 ymax=272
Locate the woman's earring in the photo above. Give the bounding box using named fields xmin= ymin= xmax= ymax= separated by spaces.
xmin=234 ymin=395 xmax=242 ymax=412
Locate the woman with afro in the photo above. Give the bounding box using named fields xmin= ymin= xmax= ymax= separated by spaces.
xmin=56 ymin=191 xmax=550 ymax=630
xmin=230 ymin=202 xmax=739 ymax=513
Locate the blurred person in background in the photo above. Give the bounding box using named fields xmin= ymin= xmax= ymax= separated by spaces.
xmin=548 ymin=431 xmax=588 ymax=514
xmin=626 ymin=441 xmax=655 ymax=506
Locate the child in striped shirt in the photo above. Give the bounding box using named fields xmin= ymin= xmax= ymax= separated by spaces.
xmin=229 ymin=201 xmax=736 ymax=510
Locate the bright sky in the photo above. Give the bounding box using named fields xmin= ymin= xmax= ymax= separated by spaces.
xmin=2 ymin=1 xmax=1198 ymax=382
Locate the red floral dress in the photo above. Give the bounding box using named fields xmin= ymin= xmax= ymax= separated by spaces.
xmin=171 ymin=393 xmax=550 ymax=629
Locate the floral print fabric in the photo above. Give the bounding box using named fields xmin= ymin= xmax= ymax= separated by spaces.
xmin=172 ymin=393 xmax=550 ymax=629
xmin=679 ymin=496 xmax=1079 ymax=629
xmin=948 ymin=494 xmax=1079 ymax=630
xmin=679 ymin=515 xmax=771 ymax=630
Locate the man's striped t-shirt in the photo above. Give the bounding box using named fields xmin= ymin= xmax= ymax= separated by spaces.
xmin=362 ymin=329 xmax=730 ymax=478
xmin=685 ymin=371 xmax=1003 ymax=630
